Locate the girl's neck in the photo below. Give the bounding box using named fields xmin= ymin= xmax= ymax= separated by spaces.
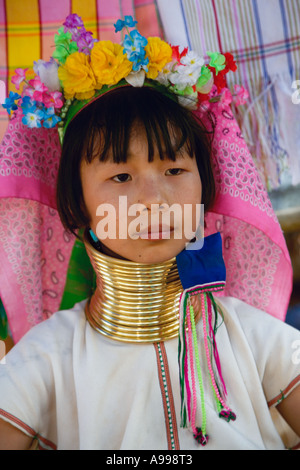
xmin=83 ymin=234 xmax=198 ymax=343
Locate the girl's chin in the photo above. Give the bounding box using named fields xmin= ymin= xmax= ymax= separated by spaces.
xmin=99 ymin=239 xmax=188 ymax=264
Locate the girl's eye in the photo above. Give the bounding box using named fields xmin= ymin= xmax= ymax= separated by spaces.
xmin=112 ymin=173 xmax=131 ymax=183
xmin=166 ymin=168 xmax=184 ymax=176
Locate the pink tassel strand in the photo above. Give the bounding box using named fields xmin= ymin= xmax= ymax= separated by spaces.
xmin=186 ymin=303 xmax=198 ymax=435
xmin=206 ymin=295 xmax=227 ymax=399
xmin=201 ymin=293 xmax=236 ymax=422
xmin=184 ymin=344 xmax=192 ymax=423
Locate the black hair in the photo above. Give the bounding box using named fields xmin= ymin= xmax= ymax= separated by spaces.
xmin=56 ymin=85 xmax=215 ymax=236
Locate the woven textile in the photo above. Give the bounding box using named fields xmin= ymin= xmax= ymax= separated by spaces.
xmin=158 ymin=0 xmax=300 ymax=190
xmin=0 ymin=0 xmax=162 ymax=144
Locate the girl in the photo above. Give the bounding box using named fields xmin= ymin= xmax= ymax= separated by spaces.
xmin=0 ymin=15 xmax=299 ymax=450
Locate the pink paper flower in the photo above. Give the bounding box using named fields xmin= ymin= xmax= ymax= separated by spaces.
xmin=233 ymin=84 xmax=249 ymax=105
xmin=43 ymin=91 xmax=64 ymax=109
xmin=22 ymin=86 xmax=35 ymax=98
xmin=219 ymin=87 xmax=233 ymax=106
xmin=28 ymin=77 xmax=49 ymax=104
xmin=11 ymin=68 xmax=28 ymax=90
xmin=29 ymin=76 xmax=48 ymax=91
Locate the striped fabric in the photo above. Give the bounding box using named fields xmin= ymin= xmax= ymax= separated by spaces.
xmin=158 ymin=0 xmax=300 ymax=190
xmin=0 ymin=0 xmax=162 ymax=144
xmin=154 ymin=342 xmax=180 ymax=450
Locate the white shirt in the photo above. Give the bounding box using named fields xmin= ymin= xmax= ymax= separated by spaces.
xmin=0 ymin=296 xmax=299 ymax=450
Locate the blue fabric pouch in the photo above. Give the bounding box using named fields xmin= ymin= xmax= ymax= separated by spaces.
xmin=176 ymin=232 xmax=226 ymax=290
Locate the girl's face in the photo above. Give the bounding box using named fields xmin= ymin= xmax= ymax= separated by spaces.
xmin=80 ymin=125 xmax=202 ymax=263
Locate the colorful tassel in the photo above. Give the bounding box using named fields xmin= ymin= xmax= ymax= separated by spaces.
xmin=193 ymin=427 xmax=209 ymax=446
xmin=219 ymin=409 xmax=237 ymax=422
xmin=189 ymin=300 xmax=207 ymax=443
xmin=178 ymin=282 xmax=236 ymax=446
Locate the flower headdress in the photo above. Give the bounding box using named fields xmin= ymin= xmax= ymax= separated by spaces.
xmin=2 ymin=14 xmax=248 ymax=143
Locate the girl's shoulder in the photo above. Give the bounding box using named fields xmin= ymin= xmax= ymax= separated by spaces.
xmin=216 ymin=295 xmax=300 ymax=364
xmin=6 ymin=299 xmax=89 ymax=360
xmin=217 ymin=295 xmax=296 ymax=331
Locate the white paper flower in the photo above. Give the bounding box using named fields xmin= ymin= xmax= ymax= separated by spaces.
xmin=125 ymin=70 xmax=146 ymax=87
xmin=155 ymin=60 xmax=176 ymax=86
xmin=180 ymin=51 xmax=204 ymax=69
xmin=168 ymin=66 xmax=198 ymax=90
xmin=33 ymin=58 xmax=61 ymax=92
xmin=156 ymin=69 xmax=171 ymax=86
xmin=168 ymin=52 xmax=204 ymax=91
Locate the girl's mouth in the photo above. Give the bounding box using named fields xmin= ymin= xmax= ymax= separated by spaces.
xmin=137 ymin=224 xmax=175 ymax=240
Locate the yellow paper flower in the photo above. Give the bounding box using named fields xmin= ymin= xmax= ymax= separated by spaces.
xmin=91 ymin=41 xmax=133 ymax=86
xmin=58 ymin=52 xmax=96 ymax=100
xmin=145 ymin=38 xmax=173 ymax=80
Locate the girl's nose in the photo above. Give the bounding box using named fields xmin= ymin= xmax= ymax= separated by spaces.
xmin=137 ymin=176 xmax=167 ymax=209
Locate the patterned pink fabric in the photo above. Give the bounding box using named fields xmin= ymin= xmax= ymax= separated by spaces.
xmin=0 ymin=115 xmax=60 ymax=207
xmin=198 ymin=104 xmax=292 ymax=318
xmin=0 ymin=102 xmax=293 ymax=342
xmin=0 ymin=115 xmax=75 ymax=342
xmin=0 ymin=199 xmax=74 ymax=341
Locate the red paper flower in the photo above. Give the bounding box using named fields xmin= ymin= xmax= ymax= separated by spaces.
xmin=223 ymin=52 xmax=237 ymax=73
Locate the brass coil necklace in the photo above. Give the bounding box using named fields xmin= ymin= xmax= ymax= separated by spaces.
xmin=84 ymin=236 xmax=185 ymax=343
